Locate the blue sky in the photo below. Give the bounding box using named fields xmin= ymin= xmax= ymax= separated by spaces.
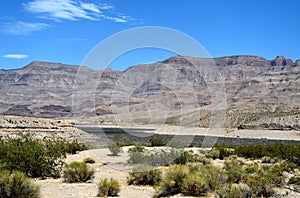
xmin=0 ymin=0 xmax=299 ymax=70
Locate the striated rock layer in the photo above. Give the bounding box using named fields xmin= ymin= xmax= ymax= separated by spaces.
xmin=1 ymin=55 xmax=300 ymax=130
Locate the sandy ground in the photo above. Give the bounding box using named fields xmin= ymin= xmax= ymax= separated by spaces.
xmin=36 ymin=146 xmax=300 ymax=198
xmin=36 ymin=126 xmax=300 ymax=198
xmin=155 ymin=126 xmax=300 ymax=140
xmin=36 ymin=147 xmax=156 ymax=198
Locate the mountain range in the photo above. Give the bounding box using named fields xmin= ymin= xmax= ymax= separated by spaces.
xmin=1 ymin=55 xmax=300 ymax=130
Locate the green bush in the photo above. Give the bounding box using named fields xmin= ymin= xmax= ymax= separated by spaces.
xmin=188 ymin=164 xmax=224 ymax=192
xmin=233 ymin=143 xmax=300 ymax=165
xmin=127 ymin=165 xmax=162 ymax=186
xmin=241 ymin=163 xmax=281 ymax=197
xmin=63 ymin=162 xmax=94 ymax=183
xmin=198 ymin=156 xmax=213 ymax=165
xmin=0 ymin=170 xmax=40 ymax=198
xmin=180 ymin=172 xmax=209 ymax=196
xmin=149 ymin=135 xmax=167 ymax=147
xmin=222 ymin=183 xmax=252 ymax=198
xmin=272 ymin=160 xmax=297 ymax=173
xmin=128 ymin=145 xmax=145 ymax=153
xmin=156 ymin=163 xmax=224 ymax=197
xmin=288 ymin=176 xmax=300 ymax=185
xmin=107 ymin=141 xmax=123 ymax=156
xmin=0 ymin=134 xmax=87 ymax=178
xmin=156 ymin=164 xmax=190 ymax=197
xmin=214 ymin=143 xmax=300 ymax=164
xmin=206 ymin=149 xmax=220 ymax=159
xmin=204 ymin=165 xmax=224 ymax=191
xmin=0 ymin=134 xmax=67 ymax=178
xmin=128 ymin=148 xmax=180 ymax=166
xmin=224 ymin=157 xmax=244 ymax=183
xmin=214 ymin=144 xmax=234 ymax=159
xmin=127 ymin=148 xmax=146 ymax=164
xmin=112 ymin=135 xmax=135 ymax=147
xmin=98 ymin=178 xmax=120 ymax=197
xmin=58 ymin=139 xmax=87 ymax=154
xmin=174 ymin=150 xmax=198 ymax=165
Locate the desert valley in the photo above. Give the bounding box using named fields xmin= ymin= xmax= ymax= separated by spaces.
xmin=1 ymin=55 xmax=300 ymax=197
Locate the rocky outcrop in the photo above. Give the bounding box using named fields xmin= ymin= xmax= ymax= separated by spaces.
xmin=215 ymin=55 xmax=271 ymax=67
xmin=0 ymin=115 xmax=78 ymax=140
xmin=0 ymin=55 xmax=299 ymax=131
xmin=3 ymin=105 xmax=33 ymax=117
xmin=271 ymin=56 xmax=293 ymax=67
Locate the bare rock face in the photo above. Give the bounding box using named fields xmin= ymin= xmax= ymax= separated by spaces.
xmin=161 ymin=56 xmax=194 ymax=66
xmin=271 ymin=56 xmax=293 ymax=66
xmin=0 ymin=55 xmax=299 ymax=130
xmin=270 ymin=56 xmax=294 ymax=72
xmin=215 ymin=55 xmax=271 ymax=67
xmin=3 ymin=105 xmax=33 ymax=117
xmin=0 ymin=115 xmax=79 ymax=140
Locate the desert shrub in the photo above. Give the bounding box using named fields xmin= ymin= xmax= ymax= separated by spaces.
xmin=0 ymin=169 xmax=10 ymax=197
xmin=128 ymin=148 xmax=180 ymax=166
xmin=98 ymin=178 xmax=120 ymax=197
xmin=63 ymin=162 xmax=94 ymax=183
xmin=206 ymin=149 xmax=220 ymax=159
xmin=83 ymin=157 xmax=96 ymax=164
xmin=127 ymin=165 xmax=162 ymax=186
xmin=272 ymin=160 xmax=297 ymax=173
xmin=242 ymin=173 xmax=274 ymax=197
xmin=57 ymin=139 xmax=87 ymax=154
xmin=128 ymin=148 xmax=213 ymax=167
xmin=243 ymin=162 xmax=260 ymax=174
xmin=107 ymin=141 xmax=123 ymax=156
xmin=188 ymin=163 xmax=224 ymax=190
xmin=214 ymin=144 xmax=234 ymax=159
xmin=0 ymin=170 xmax=40 ymax=198
xmin=204 ymin=165 xmax=225 ymax=191
xmin=241 ymin=163 xmax=283 ymax=197
xmin=261 ymin=156 xmax=273 ymax=163
xmin=149 ymin=134 xmax=167 ymax=147
xmin=180 ymin=172 xmax=209 ymax=196
xmin=198 ymin=156 xmax=213 ymax=165
xmin=288 ymin=176 xmax=300 ymax=185
xmin=233 ymin=143 xmax=300 ymax=165
xmin=112 ymin=135 xmax=135 ymax=147
xmin=224 ymin=157 xmax=244 ymax=183
xmin=156 ymin=164 xmax=190 ymax=197
xmin=127 ymin=148 xmax=146 ymax=164
xmin=223 ymin=183 xmax=252 ymax=198
xmin=149 ymin=149 xmax=180 ymax=166
xmin=157 ymin=163 xmax=225 ymax=197
xmin=128 ymin=145 xmax=145 ymax=153
xmin=173 ymin=150 xmax=198 ymax=165
xmin=0 ymin=134 xmax=69 ymax=178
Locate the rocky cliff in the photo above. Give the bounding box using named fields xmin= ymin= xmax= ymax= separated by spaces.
xmin=1 ymin=55 xmax=300 ymax=129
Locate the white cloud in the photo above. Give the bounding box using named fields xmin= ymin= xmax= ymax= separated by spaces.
xmin=99 ymin=4 xmax=114 ymax=10
xmin=80 ymin=2 xmax=101 ymax=13
xmin=100 ymin=15 xmax=128 ymax=23
xmin=24 ymin=0 xmax=101 ymax=21
xmin=2 ymin=21 xmax=49 ymax=35
xmin=2 ymin=54 xmax=28 ymax=59
xmin=24 ymin=0 xmax=138 ymax=23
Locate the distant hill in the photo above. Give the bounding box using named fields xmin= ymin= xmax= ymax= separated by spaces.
xmin=1 ymin=55 xmax=300 ymax=130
